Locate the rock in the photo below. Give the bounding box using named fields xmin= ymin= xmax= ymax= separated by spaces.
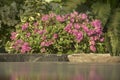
xmin=0 ymin=54 xmax=69 ymax=62
xmin=68 ymin=53 xmax=120 ymax=63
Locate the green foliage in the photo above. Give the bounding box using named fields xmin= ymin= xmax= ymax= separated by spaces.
xmin=107 ymin=8 xmax=120 ymax=56
xmin=91 ymin=2 xmax=111 ymax=26
xmin=62 ymin=0 xmax=87 ymax=13
xmin=0 ymin=0 xmax=24 ymax=6
xmin=0 ymin=0 xmax=63 ymax=53
xmin=20 ymin=0 xmax=63 ymax=18
xmin=80 ymin=0 xmax=120 ymax=56
xmin=0 ymin=1 xmax=24 ymax=52
xmin=0 ymin=2 xmax=18 ymax=26
xmin=1 ymin=0 xmax=120 ymax=55
xmin=5 ymin=12 xmax=105 ymax=54
xmin=108 ymin=0 xmax=120 ymax=8
xmin=104 ymin=33 xmax=112 ymax=53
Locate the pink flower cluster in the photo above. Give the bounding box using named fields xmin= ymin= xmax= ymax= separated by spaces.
xmin=10 ymin=32 xmax=17 ymax=40
xmin=53 ymin=33 xmax=58 ymax=39
xmin=26 ymin=32 xmax=31 ymax=37
xmin=41 ymin=14 xmax=49 ymax=21
xmin=64 ymin=12 xmax=89 ymax=43
xmin=8 ymin=11 xmax=105 ymax=53
xmin=40 ymin=40 xmax=53 ymax=47
xmin=21 ymin=42 xmax=31 ymax=54
xmin=56 ymin=15 xmax=65 ymax=22
xmin=63 ymin=11 xmax=104 ymax=52
xmin=12 ymin=39 xmax=31 ymax=54
xmin=41 ymin=12 xmax=65 ymax=22
xmin=34 ymin=29 xmax=46 ymax=35
xmin=40 ymin=40 xmax=54 ymax=53
xmin=22 ymin=22 xmax=29 ymax=31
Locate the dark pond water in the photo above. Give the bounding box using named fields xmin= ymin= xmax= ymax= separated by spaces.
xmin=0 ymin=63 xmax=120 ymax=80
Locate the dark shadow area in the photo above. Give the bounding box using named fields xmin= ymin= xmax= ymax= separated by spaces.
xmin=0 ymin=54 xmax=69 ymax=62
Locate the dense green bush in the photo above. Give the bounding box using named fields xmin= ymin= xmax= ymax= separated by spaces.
xmin=5 ymin=11 xmax=105 ymax=54
xmin=1 ymin=0 xmax=120 ymax=55
xmin=0 ymin=0 xmax=24 ymax=52
xmin=61 ymin=0 xmax=120 ymax=56
xmin=0 ymin=0 xmax=61 ymax=53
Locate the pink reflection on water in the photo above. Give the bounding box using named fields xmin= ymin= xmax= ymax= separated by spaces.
xmin=88 ymin=66 xmax=103 ymax=80
xmin=10 ymin=65 xmax=104 ymax=80
xmin=72 ymin=75 xmax=84 ymax=80
xmin=71 ymin=66 xmax=104 ymax=80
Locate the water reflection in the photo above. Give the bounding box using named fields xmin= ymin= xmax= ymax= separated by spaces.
xmin=0 ymin=63 xmax=120 ymax=80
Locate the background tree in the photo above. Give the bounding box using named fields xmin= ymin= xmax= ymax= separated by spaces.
xmin=1 ymin=0 xmax=120 ymax=55
xmin=0 ymin=0 xmax=24 ymax=52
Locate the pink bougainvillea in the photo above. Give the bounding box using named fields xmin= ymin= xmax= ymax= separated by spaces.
xmin=6 ymin=11 xmax=105 ymax=54
xmin=41 ymin=14 xmax=49 ymax=21
xmin=81 ymin=13 xmax=88 ymax=20
xmin=26 ymin=32 xmax=31 ymax=37
xmin=22 ymin=22 xmax=29 ymax=31
xmin=91 ymin=20 xmax=102 ymax=28
xmin=56 ymin=15 xmax=65 ymax=22
xmin=90 ymin=45 xmax=96 ymax=52
xmin=21 ymin=42 xmax=31 ymax=54
xmin=10 ymin=32 xmax=17 ymax=40
xmin=53 ymin=33 xmax=58 ymax=39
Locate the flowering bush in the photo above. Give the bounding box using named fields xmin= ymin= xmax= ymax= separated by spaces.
xmin=5 ymin=11 xmax=105 ymax=54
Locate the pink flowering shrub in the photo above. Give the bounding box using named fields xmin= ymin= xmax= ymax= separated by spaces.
xmin=5 ymin=11 xmax=105 ymax=54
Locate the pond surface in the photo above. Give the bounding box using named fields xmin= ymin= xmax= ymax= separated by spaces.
xmin=0 ymin=62 xmax=120 ymax=80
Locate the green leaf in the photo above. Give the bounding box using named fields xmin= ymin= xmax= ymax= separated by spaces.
xmin=60 ymin=38 xmax=63 ymax=41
